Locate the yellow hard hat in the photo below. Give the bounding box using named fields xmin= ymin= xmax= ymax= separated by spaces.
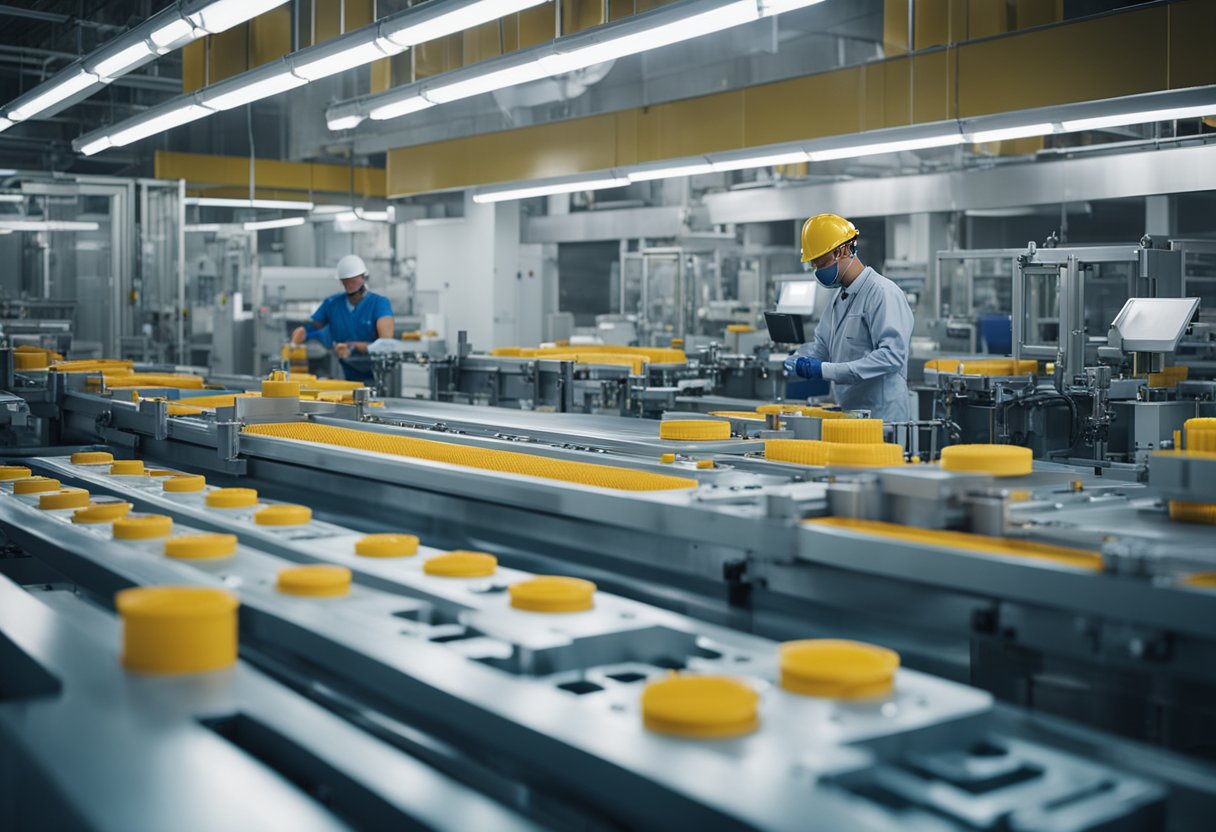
xmin=801 ymin=213 xmax=859 ymax=263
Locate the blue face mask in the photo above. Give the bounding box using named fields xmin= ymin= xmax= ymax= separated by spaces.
xmin=814 ymin=260 xmax=841 ymax=288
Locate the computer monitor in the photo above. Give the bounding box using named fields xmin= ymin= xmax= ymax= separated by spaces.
xmin=775 ymin=279 xmax=818 ymax=315
xmin=764 ymin=312 xmax=805 ymax=345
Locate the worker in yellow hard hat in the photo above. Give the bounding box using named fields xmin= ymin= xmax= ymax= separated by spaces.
xmin=782 ymin=213 xmax=914 ymax=422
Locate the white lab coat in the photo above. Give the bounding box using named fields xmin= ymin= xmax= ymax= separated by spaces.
xmin=795 ymin=266 xmax=914 ymax=422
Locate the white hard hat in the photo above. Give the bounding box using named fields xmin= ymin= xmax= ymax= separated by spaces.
xmin=336 ymin=254 xmax=367 ymax=280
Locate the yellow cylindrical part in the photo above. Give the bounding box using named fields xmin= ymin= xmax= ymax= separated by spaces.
xmin=14 ymin=477 xmax=60 ymax=495
xmin=765 ymin=439 xmax=830 ymax=466
xmin=70 ymin=451 xmax=113 ymax=465
xmin=826 ymin=442 xmax=905 ymax=467
xmin=276 ymin=564 xmax=352 ymax=597
xmin=355 ymin=533 xmax=419 ymax=558
xmin=112 ymin=514 xmax=173 ymax=540
xmin=165 ymin=533 xmax=238 ymax=560
xmin=254 ymin=504 xmax=313 ymax=526
xmin=821 ymin=418 xmax=884 ymax=444
xmin=110 ymin=459 xmax=146 ymax=476
xmin=163 ymin=474 xmax=206 ymax=493
xmin=0 ymin=465 xmax=32 ymax=480
xmin=940 ymin=444 xmax=1033 ymax=477
xmin=509 ymin=576 xmax=596 ymax=613
xmin=72 ymin=501 xmax=132 ymax=524
xmin=779 ymin=639 xmax=900 ymax=698
xmin=659 ymin=420 xmax=731 ymax=441
xmin=206 ymin=487 xmax=259 ymax=509
xmin=38 ymin=488 xmax=91 ymax=511
xmin=423 ymin=551 xmax=498 ymax=577
xmin=116 ymin=586 xmax=239 ymax=674
xmin=641 ymin=674 xmax=759 ymax=739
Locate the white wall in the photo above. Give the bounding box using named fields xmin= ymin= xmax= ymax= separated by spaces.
xmin=408 ymin=194 xmax=522 ymax=350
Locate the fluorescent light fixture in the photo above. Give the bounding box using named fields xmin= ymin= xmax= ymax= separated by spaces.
xmin=244 ymin=216 xmax=306 ymax=231
xmin=758 ymin=0 xmax=827 ymax=15
xmin=1060 ymin=103 xmax=1216 ymax=133
xmin=189 ymin=0 xmax=291 ymax=35
xmin=809 ymin=132 xmax=964 ymax=161
xmin=0 ymin=168 xmax=14 ymax=175
xmin=150 ymin=17 xmax=195 ymax=49
xmin=473 ymin=176 xmax=629 ymax=203
xmin=369 ymin=96 xmax=435 ymax=120
xmin=204 ymin=70 xmax=306 ymax=111
xmin=627 ymin=161 xmax=715 ymax=182
xmin=0 ymin=194 xmax=24 ymax=203
xmin=294 ymin=40 xmax=402 ymax=81
xmin=187 ymin=197 xmax=315 ymax=210
xmin=710 ymin=150 xmax=809 ymax=172
xmin=327 ymin=114 xmax=365 ymax=130
xmin=78 ymin=136 xmax=113 ymax=156
xmin=0 ymin=220 xmax=101 ymax=231
xmin=311 ymin=204 xmax=353 ymax=214
xmin=382 ymin=0 xmax=550 ymax=49
xmin=425 ymin=60 xmax=551 ymax=103
xmin=93 ymin=42 xmax=154 ymax=80
xmin=541 ymin=1 xmax=759 ymax=76
xmin=8 ymin=70 xmax=97 ymax=121
xmin=109 ymin=103 xmax=212 ymax=147
xmin=965 ymin=122 xmax=1055 ymax=143
xmin=0 ymin=119 xmax=10 ymax=133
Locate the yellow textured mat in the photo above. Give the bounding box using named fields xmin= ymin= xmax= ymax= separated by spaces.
xmin=242 ymin=422 xmax=698 ymax=492
xmin=806 ymin=517 xmax=1103 ymax=571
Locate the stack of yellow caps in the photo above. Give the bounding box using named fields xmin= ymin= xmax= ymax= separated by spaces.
xmin=822 ymin=419 xmax=884 ymax=444
xmin=765 ymin=439 xmax=830 ymax=466
xmin=659 ymin=420 xmax=730 ymax=441
xmin=826 ymin=442 xmax=905 ymax=467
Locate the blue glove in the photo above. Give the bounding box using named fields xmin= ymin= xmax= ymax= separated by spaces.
xmin=783 ymin=356 xmax=823 ymax=379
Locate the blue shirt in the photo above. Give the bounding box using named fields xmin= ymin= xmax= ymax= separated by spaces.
xmin=795 ymin=266 xmax=914 ymax=422
xmin=307 ymin=290 xmax=393 ymax=381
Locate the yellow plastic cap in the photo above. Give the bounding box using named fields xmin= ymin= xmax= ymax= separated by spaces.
xmin=0 ymin=465 xmax=32 ymax=480
xmin=779 ymin=639 xmax=900 ymax=699
xmin=821 ymin=418 xmax=884 ymax=444
xmin=71 ymin=451 xmax=113 ymax=465
xmin=1185 ymin=418 xmax=1216 ymax=453
xmin=765 ymin=439 xmax=830 ymax=466
xmin=38 ymin=488 xmax=91 ymax=511
xmin=423 ymin=550 xmax=498 ymax=578
xmin=206 ymin=487 xmax=259 ymax=509
xmin=1168 ymin=500 xmax=1216 ymax=525
xmin=72 ymin=501 xmax=132 ymax=524
xmin=116 ymin=586 xmax=239 ymax=674
xmin=355 ymin=533 xmax=420 ymax=558
xmin=660 ymin=453 xmax=676 ymax=464
xmin=276 ymin=564 xmax=351 ymax=597
xmin=509 ymin=576 xmax=596 ymax=613
xmin=254 ymin=504 xmax=313 ymax=526
xmin=110 ymin=459 xmax=146 ymax=476
xmin=659 ymin=420 xmax=731 ymax=441
xmin=725 ymin=324 xmax=755 ymax=333
xmin=940 ymin=444 xmax=1033 ymax=477
xmin=112 ymin=514 xmax=174 ymax=540
xmin=163 ymin=474 xmax=206 ymax=493
xmin=696 ymin=459 xmax=714 ymax=470
xmin=1183 ymin=571 xmax=1216 ymax=589
xmin=262 ymin=379 xmax=301 ymax=398
xmin=641 ymin=675 xmax=760 ymax=739
xmin=165 ymin=533 xmax=238 ymax=560
xmin=14 ymin=476 xmax=60 ymax=494
xmin=826 ymin=442 xmax=905 ymax=467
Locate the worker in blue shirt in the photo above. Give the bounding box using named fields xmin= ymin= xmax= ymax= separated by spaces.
xmin=290 ymin=254 xmax=394 ymax=382
xmin=783 ymin=214 xmax=914 ymax=423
